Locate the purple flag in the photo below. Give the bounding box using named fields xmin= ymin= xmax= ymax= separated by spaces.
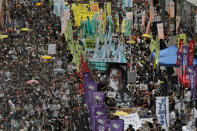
xmin=94 ymin=106 xmax=107 ymax=116
xmin=90 ymin=116 xmax=96 ymax=126
xmin=89 ymin=105 xmax=103 ymax=117
xmin=90 ymin=125 xmax=96 ymax=131
xmin=187 ymin=66 xmax=196 ymax=101
xmin=83 ymin=81 xmax=97 ymax=94
xmin=110 ymin=119 xmax=124 ymax=131
xmin=95 ymin=115 xmax=107 ymax=131
xmin=83 ymin=72 xmax=93 ymax=81
xmin=92 ymin=92 xmax=105 ymax=105
xmin=106 ymin=124 xmax=110 ymax=131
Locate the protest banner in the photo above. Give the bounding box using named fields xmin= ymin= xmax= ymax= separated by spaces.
xmin=188 ymin=41 xmax=195 ymax=66
xmin=169 ymin=1 xmax=175 ymax=18
xmin=48 ymin=44 xmax=56 ymax=55
xmin=119 ymin=113 xmax=142 ymax=130
xmin=157 ymin=23 xmax=164 ymax=40
xmin=156 ymin=97 xmax=169 ymax=128
xmin=142 ymin=11 xmax=146 ymax=27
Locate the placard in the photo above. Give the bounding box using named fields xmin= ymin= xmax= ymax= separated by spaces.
xmin=48 ymin=44 xmax=56 ymax=55
xmin=140 ymin=84 xmax=148 ymax=90
xmin=85 ymin=39 xmax=96 ymax=50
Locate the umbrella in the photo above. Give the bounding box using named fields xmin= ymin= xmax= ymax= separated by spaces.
xmin=36 ymin=3 xmax=42 ymax=6
xmin=0 ymin=35 xmax=8 ymax=39
xmin=20 ymin=28 xmax=31 ymax=31
xmin=127 ymin=40 xmax=136 ymax=44
xmin=53 ymin=68 xmax=66 ymax=73
xmin=142 ymin=34 xmax=152 ymax=38
xmin=114 ymin=111 xmax=129 ymax=117
xmin=41 ymin=56 xmax=52 ymax=60
xmin=26 ymin=80 xmax=39 ymax=84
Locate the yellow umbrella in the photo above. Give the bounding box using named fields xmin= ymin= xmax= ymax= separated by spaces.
xmin=0 ymin=35 xmax=8 ymax=39
xmin=64 ymin=2 xmax=68 ymax=5
xmin=127 ymin=40 xmax=136 ymax=44
xmin=41 ymin=56 xmax=52 ymax=60
xmin=114 ymin=111 xmax=129 ymax=117
xmin=36 ymin=3 xmax=42 ymax=6
xmin=142 ymin=34 xmax=152 ymax=38
xmin=20 ymin=28 xmax=30 ymax=31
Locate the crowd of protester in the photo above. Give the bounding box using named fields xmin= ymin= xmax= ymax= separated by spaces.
xmin=0 ymin=0 xmax=196 ymax=131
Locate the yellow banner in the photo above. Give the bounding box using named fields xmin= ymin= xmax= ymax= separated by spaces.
xmin=107 ymin=2 xmax=111 ymax=16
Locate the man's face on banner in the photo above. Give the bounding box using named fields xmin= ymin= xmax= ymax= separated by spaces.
xmin=109 ymin=68 xmax=123 ymax=91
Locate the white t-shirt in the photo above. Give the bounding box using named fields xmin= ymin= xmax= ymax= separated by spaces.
xmin=169 ymin=111 xmax=176 ymax=125
xmin=185 ymin=91 xmax=191 ymax=102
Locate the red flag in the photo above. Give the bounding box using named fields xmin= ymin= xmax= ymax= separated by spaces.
xmin=189 ymin=41 xmax=195 ymax=66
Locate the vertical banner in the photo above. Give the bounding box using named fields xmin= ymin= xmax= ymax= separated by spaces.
xmin=92 ymin=92 xmax=105 ymax=105
xmin=110 ymin=119 xmax=124 ymax=131
xmin=95 ymin=115 xmax=107 ymax=131
xmin=149 ymin=6 xmax=155 ymax=22
xmin=178 ymin=39 xmax=184 ymax=53
xmin=94 ymin=107 xmax=107 ymax=116
xmin=169 ymin=1 xmax=175 ymax=18
xmin=188 ymin=41 xmax=195 ymax=66
xmin=187 ymin=66 xmax=196 ymax=101
xmin=145 ymin=21 xmax=151 ymax=34
xmin=107 ymin=2 xmax=111 ymax=16
xmin=182 ymin=46 xmax=189 ymax=85
xmin=104 ymin=3 xmax=107 ymax=24
xmin=115 ymin=13 xmax=119 ymax=33
xmin=157 ymin=23 xmax=165 ymax=40
xmin=156 ymin=97 xmax=169 ymax=128
xmin=176 ymin=16 xmax=181 ymax=32
xmin=142 ymin=11 xmax=146 ymax=27
xmin=176 ymin=53 xmax=182 ymax=67
xmin=195 ymin=11 xmax=197 ymax=33
xmin=129 ymin=0 xmax=133 ymax=7
xmin=126 ymin=12 xmax=133 ymax=29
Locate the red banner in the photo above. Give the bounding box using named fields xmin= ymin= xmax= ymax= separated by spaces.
xmin=176 ymin=39 xmax=184 ymax=66
xmin=178 ymin=39 xmax=184 ymax=54
xmin=189 ymin=41 xmax=195 ymax=66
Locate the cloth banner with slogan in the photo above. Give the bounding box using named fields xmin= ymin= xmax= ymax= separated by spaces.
xmin=157 ymin=23 xmax=164 ymax=40
xmin=156 ymin=97 xmax=170 ymax=128
xmin=187 ymin=66 xmax=196 ymax=101
xmin=119 ymin=113 xmax=142 ymax=130
xmin=189 ymin=41 xmax=195 ymax=66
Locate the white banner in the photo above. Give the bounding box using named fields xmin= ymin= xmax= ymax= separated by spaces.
xmin=169 ymin=1 xmax=175 ymax=18
xmin=119 ymin=113 xmax=142 ymax=130
xmin=157 ymin=23 xmax=164 ymax=40
xmin=156 ymin=97 xmax=170 ymax=128
xmin=48 ymin=44 xmax=56 ymax=55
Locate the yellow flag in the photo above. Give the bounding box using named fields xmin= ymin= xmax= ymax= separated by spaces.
xmin=107 ymin=2 xmax=111 ymax=16
xmin=121 ymin=19 xmax=126 ymax=33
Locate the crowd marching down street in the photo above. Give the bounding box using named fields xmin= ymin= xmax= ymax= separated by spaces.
xmin=0 ymin=0 xmax=196 ymax=130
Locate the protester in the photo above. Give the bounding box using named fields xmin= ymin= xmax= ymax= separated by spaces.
xmin=0 ymin=0 xmax=196 ymax=131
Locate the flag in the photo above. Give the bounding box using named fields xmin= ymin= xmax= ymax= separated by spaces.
xmin=110 ymin=119 xmax=124 ymax=131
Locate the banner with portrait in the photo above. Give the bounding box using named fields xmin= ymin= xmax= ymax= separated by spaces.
xmin=106 ymin=63 xmax=132 ymax=108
